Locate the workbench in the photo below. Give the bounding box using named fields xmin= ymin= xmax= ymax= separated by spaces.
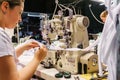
xmin=18 ymin=50 xmax=107 ymax=80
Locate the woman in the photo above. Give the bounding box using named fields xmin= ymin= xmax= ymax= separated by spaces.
xmin=0 ymin=0 xmax=47 ymax=80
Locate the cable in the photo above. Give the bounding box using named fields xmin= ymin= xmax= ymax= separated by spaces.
xmin=69 ymin=5 xmax=76 ymax=15
xmin=52 ymin=3 xmax=58 ymax=19
xmin=73 ymin=0 xmax=83 ymax=6
xmin=88 ymin=4 xmax=104 ymax=24
xmin=52 ymin=0 xmax=76 ymax=19
xmin=55 ymin=0 xmax=58 ymax=4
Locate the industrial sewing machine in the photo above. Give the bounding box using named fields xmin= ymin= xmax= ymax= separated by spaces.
xmin=41 ymin=14 xmax=99 ymax=75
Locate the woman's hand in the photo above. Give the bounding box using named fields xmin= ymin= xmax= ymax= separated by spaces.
xmin=21 ymin=39 xmax=40 ymax=50
xmin=34 ymin=43 xmax=47 ymax=62
xmin=15 ymin=39 xmax=41 ymax=57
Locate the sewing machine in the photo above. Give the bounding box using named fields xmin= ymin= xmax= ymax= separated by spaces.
xmin=41 ymin=14 xmax=99 ymax=75
xmin=63 ymin=15 xmax=89 ymax=48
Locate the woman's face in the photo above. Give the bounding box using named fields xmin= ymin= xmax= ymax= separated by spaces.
xmin=4 ymin=2 xmax=24 ymax=29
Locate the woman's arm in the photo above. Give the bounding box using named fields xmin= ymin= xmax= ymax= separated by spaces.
xmin=0 ymin=56 xmax=19 ymax=80
xmin=0 ymin=44 xmax=47 ymax=80
xmin=19 ymin=46 xmax=47 ymax=80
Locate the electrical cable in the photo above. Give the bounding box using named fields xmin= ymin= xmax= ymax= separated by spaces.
xmin=52 ymin=3 xmax=58 ymax=19
xmin=88 ymin=4 xmax=104 ymax=24
xmin=73 ymin=0 xmax=83 ymax=7
xmin=52 ymin=0 xmax=72 ymax=19
xmin=72 ymin=5 xmax=76 ymax=15
xmin=52 ymin=0 xmax=74 ymax=19
xmin=68 ymin=5 xmax=76 ymax=15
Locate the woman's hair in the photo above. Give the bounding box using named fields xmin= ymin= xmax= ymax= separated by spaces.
xmin=0 ymin=0 xmax=24 ymax=8
xmin=100 ymin=10 xmax=108 ymax=18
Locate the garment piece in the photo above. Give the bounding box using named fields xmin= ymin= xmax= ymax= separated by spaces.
xmin=98 ymin=13 xmax=118 ymax=80
xmin=116 ymin=5 xmax=120 ymax=80
xmin=0 ymin=27 xmax=17 ymax=62
xmin=98 ymin=0 xmax=120 ymax=80
xmin=117 ymin=45 xmax=120 ymax=79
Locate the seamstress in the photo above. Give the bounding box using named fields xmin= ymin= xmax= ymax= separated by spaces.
xmin=0 ymin=0 xmax=47 ymax=80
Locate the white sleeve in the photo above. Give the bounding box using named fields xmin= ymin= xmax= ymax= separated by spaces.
xmin=0 ymin=32 xmax=14 ymax=57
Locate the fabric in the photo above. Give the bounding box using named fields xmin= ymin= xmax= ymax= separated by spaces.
xmin=116 ymin=4 xmax=120 ymax=80
xmin=0 ymin=27 xmax=17 ymax=61
xmin=98 ymin=0 xmax=120 ymax=80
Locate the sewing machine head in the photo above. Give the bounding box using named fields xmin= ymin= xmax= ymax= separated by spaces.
xmin=41 ymin=14 xmax=98 ymax=75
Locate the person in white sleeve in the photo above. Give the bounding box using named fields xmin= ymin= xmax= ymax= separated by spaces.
xmin=0 ymin=0 xmax=47 ymax=80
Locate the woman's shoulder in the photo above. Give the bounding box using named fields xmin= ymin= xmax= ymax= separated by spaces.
xmin=0 ymin=28 xmax=14 ymax=57
xmin=0 ymin=28 xmax=11 ymax=42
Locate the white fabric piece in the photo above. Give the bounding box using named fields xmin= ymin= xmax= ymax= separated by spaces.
xmin=98 ymin=0 xmax=120 ymax=79
xmin=0 ymin=27 xmax=18 ymax=63
xmin=4 ymin=28 xmax=14 ymax=39
xmin=0 ymin=27 xmax=15 ymax=57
